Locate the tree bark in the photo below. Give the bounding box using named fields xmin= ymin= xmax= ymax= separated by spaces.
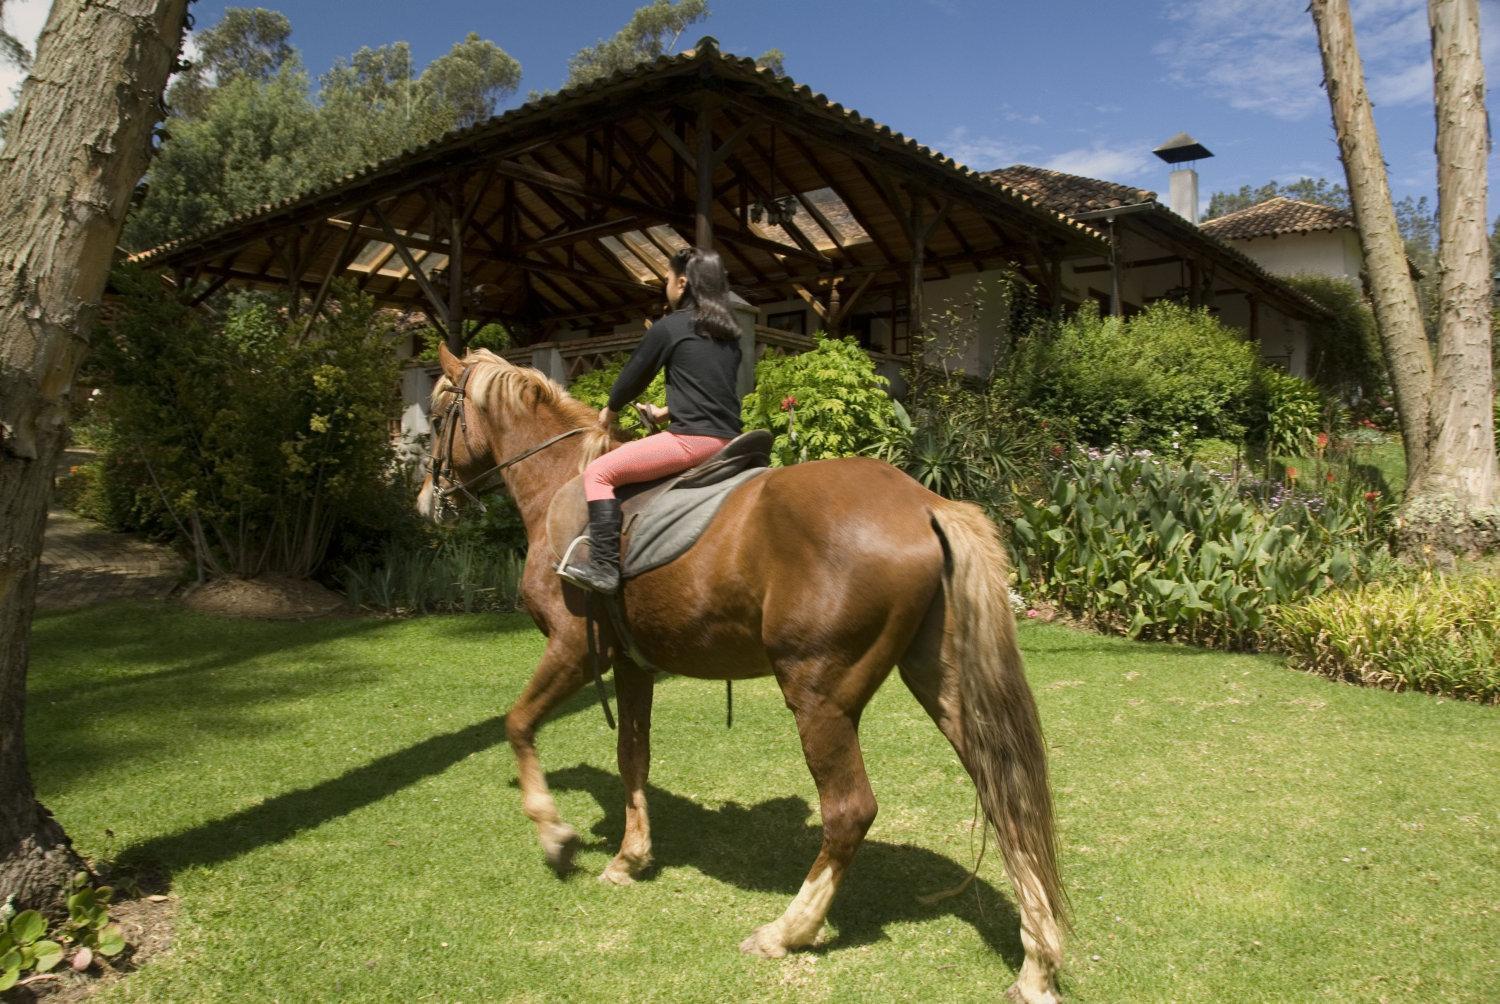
xmin=1310 ymin=0 xmax=1434 ymax=486
xmin=0 ymin=0 xmax=190 ymax=911
xmin=1423 ymin=0 xmax=1497 ymax=510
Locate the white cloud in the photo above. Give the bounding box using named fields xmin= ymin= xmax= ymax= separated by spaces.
xmin=1042 ymin=142 xmax=1154 ymax=181
xmin=1154 ymin=0 xmax=1454 ymax=120
xmin=941 ymin=126 xmax=1031 ymax=172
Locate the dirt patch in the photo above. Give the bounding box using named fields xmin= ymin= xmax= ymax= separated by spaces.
xmin=8 ymin=895 xmax=176 ymax=1004
xmin=180 ymin=575 xmax=348 ymax=620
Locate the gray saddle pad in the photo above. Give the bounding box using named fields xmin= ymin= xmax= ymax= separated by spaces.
xmin=546 ymin=430 xmax=772 ymax=579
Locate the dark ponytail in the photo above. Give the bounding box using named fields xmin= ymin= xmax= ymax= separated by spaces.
xmin=669 ymin=247 xmax=738 ymax=342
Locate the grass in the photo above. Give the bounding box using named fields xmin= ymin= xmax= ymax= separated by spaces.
xmin=27 ymin=603 xmax=1498 ymax=1002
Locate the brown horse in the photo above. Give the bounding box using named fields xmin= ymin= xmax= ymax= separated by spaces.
xmin=417 ymin=342 xmax=1067 ymax=1003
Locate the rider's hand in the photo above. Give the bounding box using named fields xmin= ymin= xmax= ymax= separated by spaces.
xmin=640 ymin=403 xmax=669 ymax=426
xmin=597 ymin=407 xmax=615 ymax=430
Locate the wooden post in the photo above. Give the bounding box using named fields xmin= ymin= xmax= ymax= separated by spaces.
xmin=447 ymin=183 xmax=466 ymax=353
xmin=1108 ymin=216 xmax=1123 ymax=318
xmin=695 ymin=101 xmax=715 ymax=250
xmin=908 ymin=192 xmax=927 ymax=349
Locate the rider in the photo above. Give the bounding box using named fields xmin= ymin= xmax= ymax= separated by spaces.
xmin=559 ymin=247 xmax=743 ymax=594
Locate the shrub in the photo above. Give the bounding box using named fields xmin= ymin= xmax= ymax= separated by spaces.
xmin=89 ymin=268 xmax=402 ymax=579
xmin=1282 ymin=274 xmax=1386 ymax=400
xmin=567 ymin=353 xmax=665 ymax=439
xmin=1002 ymin=302 xmax=1258 ymax=451
xmin=339 ymin=538 xmax=524 ymax=615
xmin=1250 ymin=367 xmax=1324 ymax=456
xmin=1276 ymin=573 xmax=1499 ymax=703
xmin=743 ymin=335 xmax=896 ymax=466
xmin=1008 ymin=453 xmax=1365 ymax=649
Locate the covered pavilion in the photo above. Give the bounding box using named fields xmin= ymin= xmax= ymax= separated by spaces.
xmin=131 ymin=37 xmax=1106 ymax=385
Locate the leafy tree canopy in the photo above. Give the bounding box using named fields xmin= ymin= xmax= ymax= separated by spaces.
xmin=563 ymin=0 xmax=710 ymax=89
xmin=125 ymin=9 xmax=521 ymax=251
xmin=1203 ymin=177 xmax=1350 ymax=219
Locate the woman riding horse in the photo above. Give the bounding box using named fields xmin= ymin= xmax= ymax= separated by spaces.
xmin=560 ymin=247 xmax=743 ymax=594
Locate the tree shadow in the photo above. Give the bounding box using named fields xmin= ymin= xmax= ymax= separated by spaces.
xmin=547 ymin=763 xmax=1026 ymax=967
xmin=116 ymin=683 xmax=613 ymax=878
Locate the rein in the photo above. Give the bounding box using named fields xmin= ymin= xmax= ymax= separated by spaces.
xmin=429 ymin=364 xmax=588 ymax=520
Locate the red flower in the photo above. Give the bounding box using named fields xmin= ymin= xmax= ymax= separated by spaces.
xmin=1364 ymin=490 xmax=1381 ymax=502
xmin=1325 ymin=471 xmax=1336 ymax=483
xmin=1049 ymin=443 xmax=1064 ymax=458
xmin=1285 ymin=467 xmax=1299 ymax=480
xmin=1316 ymin=432 xmax=1329 ymax=450
xmin=780 ymin=395 xmax=798 ymax=412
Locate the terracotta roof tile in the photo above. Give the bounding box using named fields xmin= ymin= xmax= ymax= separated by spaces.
xmin=1198 ymin=196 xmax=1352 ymax=241
xmin=984 ymin=164 xmax=1155 ymax=217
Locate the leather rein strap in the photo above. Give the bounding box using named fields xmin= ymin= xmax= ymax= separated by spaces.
xmin=430 ymin=364 xmax=587 ymax=518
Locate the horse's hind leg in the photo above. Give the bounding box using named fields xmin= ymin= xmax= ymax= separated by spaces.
xmin=600 ymin=659 xmax=654 ymax=885
xmin=740 ymin=695 xmax=877 ymax=958
xmin=506 ymin=640 xmax=591 ymax=872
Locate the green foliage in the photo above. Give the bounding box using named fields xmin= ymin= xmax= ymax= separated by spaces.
xmin=1276 ymin=573 xmax=1499 ymax=703
xmin=563 ymin=0 xmax=709 ymax=89
xmin=90 ymin=268 xmax=402 ymax=578
xmin=1282 ymin=274 xmax=1386 ymax=400
xmin=340 ymin=537 xmax=524 ymax=615
xmin=742 ymin=336 xmax=896 ymax=466
xmin=1249 ymin=367 xmax=1324 ymax=456
xmin=127 ymin=11 xmax=521 ymax=252
xmin=568 ymin=354 xmax=666 ymax=439
xmin=1008 ymin=454 xmax=1367 ymax=649
xmin=1003 ymin=302 xmax=1259 ymax=451
xmin=62 ymin=874 xmax=126 ymax=959
xmin=0 ymin=901 xmax=65 ymax=991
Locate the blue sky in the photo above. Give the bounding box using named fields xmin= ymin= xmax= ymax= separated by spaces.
xmin=4 ymin=0 xmax=1498 ymax=213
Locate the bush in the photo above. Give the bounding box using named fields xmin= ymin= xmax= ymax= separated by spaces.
xmin=89 ymin=268 xmax=403 ymax=579
xmin=742 ymin=335 xmax=896 ymax=466
xmin=1008 ymin=453 xmax=1366 ymax=649
xmin=339 ymin=537 xmax=524 ymax=615
xmin=1283 ymin=274 xmax=1386 ymax=400
xmin=567 ymin=353 xmax=665 ymax=439
xmin=1275 ymin=573 xmax=1499 ymax=703
xmin=1249 ymin=367 xmax=1324 ymax=456
xmin=1002 ymin=302 xmax=1259 ymax=451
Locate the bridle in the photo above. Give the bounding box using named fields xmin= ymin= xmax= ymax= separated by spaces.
xmin=427 ymin=364 xmax=587 ymax=522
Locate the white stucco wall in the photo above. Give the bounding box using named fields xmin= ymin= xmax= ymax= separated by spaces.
xmin=1223 ymin=229 xmax=1363 ymax=285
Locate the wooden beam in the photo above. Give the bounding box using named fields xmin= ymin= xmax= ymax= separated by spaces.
xmin=696 ymin=100 xmax=715 ymax=249
xmin=374 ymin=204 xmax=450 ymax=328
xmin=300 ymin=206 xmax=371 ymax=336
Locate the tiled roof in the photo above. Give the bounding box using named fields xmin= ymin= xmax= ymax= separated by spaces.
xmin=984 ymin=164 xmax=1155 ymax=217
xmin=1198 ymin=197 xmax=1353 ymax=241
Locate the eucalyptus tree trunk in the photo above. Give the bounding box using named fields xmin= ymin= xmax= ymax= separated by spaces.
xmin=1309 ymin=0 xmax=1434 ymax=484
xmin=1421 ymin=0 xmax=1497 ymax=528
xmin=1310 ymin=0 xmax=1498 ymax=556
xmin=0 ymin=0 xmax=189 ymax=911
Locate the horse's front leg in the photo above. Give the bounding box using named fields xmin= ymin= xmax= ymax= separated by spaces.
xmin=506 ymin=638 xmax=590 ymax=872
xmin=601 ymin=658 xmax=654 ymax=885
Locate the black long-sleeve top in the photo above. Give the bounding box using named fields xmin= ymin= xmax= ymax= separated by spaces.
xmin=606 ymin=308 xmax=743 ymax=439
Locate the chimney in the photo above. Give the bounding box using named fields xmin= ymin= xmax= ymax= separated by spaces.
xmin=1153 ymin=132 xmax=1213 ymax=225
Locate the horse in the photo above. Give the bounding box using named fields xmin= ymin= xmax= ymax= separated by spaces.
xmin=416 ymin=341 xmax=1067 ymax=1004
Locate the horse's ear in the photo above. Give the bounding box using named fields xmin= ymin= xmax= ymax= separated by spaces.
xmin=438 ymin=340 xmax=464 ymax=382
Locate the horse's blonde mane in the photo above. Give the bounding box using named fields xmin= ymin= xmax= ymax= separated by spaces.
xmin=431 ymin=349 xmax=612 ymax=469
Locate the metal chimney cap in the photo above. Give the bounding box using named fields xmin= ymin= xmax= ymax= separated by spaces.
xmin=1154 ymin=132 xmax=1214 ymax=164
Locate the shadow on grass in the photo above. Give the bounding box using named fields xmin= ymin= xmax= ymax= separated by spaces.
xmin=115 ymin=682 xmax=613 ymax=878
xmin=548 ymin=763 xmax=1026 ymax=967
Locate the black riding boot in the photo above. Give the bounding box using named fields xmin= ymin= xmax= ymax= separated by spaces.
xmin=560 ymin=499 xmax=622 ymax=594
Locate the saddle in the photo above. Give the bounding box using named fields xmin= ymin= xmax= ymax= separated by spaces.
xmin=547 ymin=429 xmax=773 ymax=580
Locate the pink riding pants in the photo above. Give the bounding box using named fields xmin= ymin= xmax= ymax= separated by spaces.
xmin=584 ymin=431 xmax=732 ymax=501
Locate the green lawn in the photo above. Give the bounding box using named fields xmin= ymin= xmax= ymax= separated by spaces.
xmin=27 ymin=604 xmax=1498 ymax=1002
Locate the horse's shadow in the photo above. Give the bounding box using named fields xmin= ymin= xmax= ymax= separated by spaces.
xmin=546 ymin=763 xmax=1025 ymax=966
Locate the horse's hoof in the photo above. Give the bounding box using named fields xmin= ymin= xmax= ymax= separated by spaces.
xmin=599 ymin=852 xmax=650 ymax=886
xmin=1005 ymin=981 xmax=1062 ymax=1004
xmin=739 ymin=924 xmax=789 ymax=959
xmin=599 ymin=865 xmax=635 ymax=887
xmin=542 ymin=824 xmax=579 ymax=874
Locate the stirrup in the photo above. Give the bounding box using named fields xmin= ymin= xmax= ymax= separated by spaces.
xmin=556 ymin=535 xmax=619 ymax=593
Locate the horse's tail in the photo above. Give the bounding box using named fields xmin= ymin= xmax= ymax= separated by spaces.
xmin=929 ymin=502 xmax=1067 ymax=962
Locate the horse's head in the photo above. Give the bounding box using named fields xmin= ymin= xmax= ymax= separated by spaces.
xmin=416 ymin=341 xmax=610 ymax=523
